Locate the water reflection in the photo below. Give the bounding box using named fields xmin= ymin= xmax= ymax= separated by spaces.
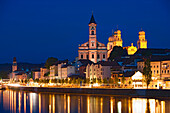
xmin=0 ymin=90 xmax=170 ymax=113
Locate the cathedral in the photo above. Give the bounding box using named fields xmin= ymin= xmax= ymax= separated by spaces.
xmin=107 ymin=29 xmax=147 ymax=57
xmin=78 ymin=13 xmax=147 ymax=63
xmin=78 ymin=13 xmax=107 ymax=63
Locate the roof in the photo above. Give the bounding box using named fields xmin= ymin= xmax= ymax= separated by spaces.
xmin=135 ymin=48 xmax=170 ymax=56
xmin=120 ymin=71 xmax=135 ymax=77
xmin=53 ymin=60 xmax=68 ymax=65
xmin=15 ymin=71 xmax=26 ymax=75
xmin=61 ymin=64 xmax=72 ymax=68
xmin=97 ymin=61 xmax=120 ymax=66
xmin=78 ymin=59 xmax=93 ymax=66
xmin=137 ymin=55 xmax=170 ymax=62
xmin=89 ymin=13 xmax=96 ymax=24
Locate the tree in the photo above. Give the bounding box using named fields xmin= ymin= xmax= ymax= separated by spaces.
xmin=114 ymin=76 xmax=119 ymax=85
xmin=45 ymin=57 xmax=58 ymax=69
xmin=122 ymin=76 xmax=125 ymax=86
xmin=109 ymin=46 xmax=125 ymax=61
xmin=85 ymin=78 xmax=90 ymax=84
xmin=103 ymin=78 xmax=108 ymax=84
xmin=143 ymin=59 xmax=152 ymax=89
xmin=97 ymin=78 xmax=102 ymax=84
xmin=109 ymin=78 xmax=114 ymax=84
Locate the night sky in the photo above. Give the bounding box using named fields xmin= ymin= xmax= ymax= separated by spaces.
xmin=0 ymin=0 xmax=170 ymax=63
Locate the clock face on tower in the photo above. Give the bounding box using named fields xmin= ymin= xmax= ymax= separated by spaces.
xmin=91 ymin=26 xmax=95 ymax=30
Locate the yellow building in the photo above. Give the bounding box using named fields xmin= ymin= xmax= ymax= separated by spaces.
xmin=107 ymin=29 xmax=147 ymax=57
xmin=126 ymin=43 xmax=137 ymax=55
xmin=137 ymin=30 xmax=147 ymax=49
xmin=107 ymin=29 xmax=123 ymax=57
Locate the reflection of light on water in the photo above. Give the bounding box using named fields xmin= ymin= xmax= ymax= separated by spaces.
xmin=132 ymin=98 xmax=146 ymax=113
xmin=14 ymin=91 xmax=16 ymax=113
xmin=117 ymin=101 xmax=121 ymax=113
xmin=30 ymin=93 xmax=37 ymax=113
xmin=19 ymin=92 xmax=21 ymax=113
xmin=149 ymin=99 xmax=155 ymax=113
xmin=24 ymin=93 xmax=26 ymax=113
xmin=39 ymin=94 xmax=41 ymax=113
xmin=161 ymin=101 xmax=165 ymax=113
xmin=64 ymin=94 xmax=66 ymax=113
xmin=87 ymin=96 xmax=90 ymax=113
xmin=110 ymin=97 xmax=113 ymax=113
xmin=53 ymin=95 xmax=55 ymax=113
xmin=49 ymin=94 xmax=51 ymax=113
xmin=132 ymin=98 xmax=165 ymax=113
xmin=78 ymin=96 xmax=80 ymax=113
xmin=67 ymin=95 xmax=70 ymax=113
xmin=100 ymin=98 xmax=103 ymax=113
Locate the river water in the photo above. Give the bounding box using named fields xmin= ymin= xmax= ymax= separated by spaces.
xmin=0 ymin=89 xmax=170 ymax=113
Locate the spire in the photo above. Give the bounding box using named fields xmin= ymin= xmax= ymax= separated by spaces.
xmin=117 ymin=25 xmax=119 ymax=30
xmin=89 ymin=12 xmax=96 ymax=24
xmin=112 ymin=29 xmax=114 ymax=35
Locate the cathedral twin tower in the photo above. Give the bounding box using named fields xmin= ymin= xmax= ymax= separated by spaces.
xmin=78 ymin=13 xmax=147 ymax=63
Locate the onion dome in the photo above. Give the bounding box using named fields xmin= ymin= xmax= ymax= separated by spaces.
xmin=108 ymin=35 xmax=114 ymax=42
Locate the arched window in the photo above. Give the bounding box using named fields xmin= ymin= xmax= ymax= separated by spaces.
xmin=91 ymin=31 xmax=94 ymax=35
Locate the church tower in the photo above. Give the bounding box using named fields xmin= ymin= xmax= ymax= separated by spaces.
xmin=88 ymin=13 xmax=97 ymax=49
xmin=137 ymin=30 xmax=147 ymax=49
xmin=12 ymin=57 xmax=17 ymax=72
xmin=78 ymin=13 xmax=107 ymax=63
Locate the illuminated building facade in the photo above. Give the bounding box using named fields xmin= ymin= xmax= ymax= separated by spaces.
xmin=137 ymin=30 xmax=147 ymax=49
xmin=78 ymin=13 xmax=107 ymax=63
xmin=107 ymin=29 xmax=147 ymax=57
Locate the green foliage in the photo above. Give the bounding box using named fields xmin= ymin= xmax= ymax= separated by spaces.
xmin=45 ymin=57 xmax=58 ymax=69
xmin=97 ymin=78 xmax=102 ymax=84
xmin=109 ymin=78 xmax=114 ymax=84
xmin=0 ymin=71 xmax=10 ymax=79
xmin=44 ymin=72 xmax=50 ymax=76
xmin=109 ymin=46 xmax=124 ymax=61
xmin=122 ymin=76 xmax=125 ymax=84
xmin=114 ymin=76 xmax=119 ymax=84
xmin=92 ymin=78 xmax=97 ymax=83
xmin=84 ymin=78 xmax=90 ymax=84
xmin=103 ymin=78 xmax=108 ymax=84
xmin=143 ymin=59 xmax=152 ymax=89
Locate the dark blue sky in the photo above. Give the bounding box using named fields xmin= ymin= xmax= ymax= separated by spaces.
xmin=0 ymin=0 xmax=170 ymax=63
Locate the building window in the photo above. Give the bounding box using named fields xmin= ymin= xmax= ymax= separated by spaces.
xmin=101 ymin=72 xmax=102 ymax=75
xmin=168 ymin=70 xmax=169 ymax=73
xmin=157 ymin=70 xmax=159 ymax=74
xmin=92 ymin=54 xmax=94 ymax=58
xmin=97 ymin=54 xmax=100 ymax=59
xmin=165 ymin=70 xmax=166 ymax=74
xmin=86 ymin=55 xmax=89 ymax=59
xmin=81 ymin=55 xmax=83 ymax=59
xmin=103 ymin=54 xmax=105 ymax=59
xmin=92 ymin=43 xmax=94 ymax=46
xmin=91 ymin=31 xmax=94 ymax=35
xmin=94 ymin=69 xmax=95 ymax=71
xmin=162 ymin=70 xmax=163 ymax=73
xmin=157 ymin=65 xmax=159 ymax=68
xmin=154 ymin=66 xmax=155 ymax=68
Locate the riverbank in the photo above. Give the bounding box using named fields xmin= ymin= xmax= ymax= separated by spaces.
xmin=8 ymin=86 xmax=170 ymax=98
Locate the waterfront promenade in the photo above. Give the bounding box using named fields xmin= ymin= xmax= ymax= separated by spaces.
xmin=7 ymin=86 xmax=170 ymax=98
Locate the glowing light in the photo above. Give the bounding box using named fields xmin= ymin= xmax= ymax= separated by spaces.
xmin=67 ymin=95 xmax=70 ymax=113
xmin=87 ymin=96 xmax=90 ymax=113
xmin=8 ymin=84 xmax=20 ymax=87
xmin=110 ymin=97 xmax=113 ymax=113
xmin=93 ymin=83 xmax=99 ymax=87
xmin=117 ymin=101 xmax=121 ymax=113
